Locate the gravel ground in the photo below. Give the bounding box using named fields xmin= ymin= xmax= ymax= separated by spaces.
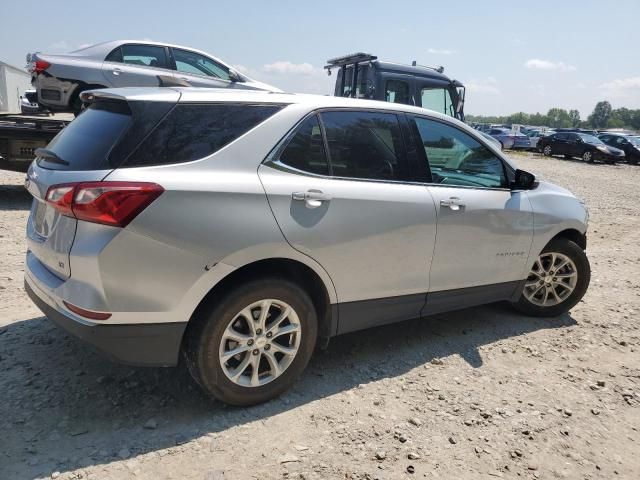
xmin=1 ymin=154 xmax=639 ymax=480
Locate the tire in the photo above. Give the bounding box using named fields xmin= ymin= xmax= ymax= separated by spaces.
xmin=183 ymin=278 xmax=318 ymax=406
xmin=582 ymin=150 xmax=593 ymax=163
xmin=543 ymin=145 xmax=552 ymax=156
xmin=512 ymin=238 xmax=590 ymax=317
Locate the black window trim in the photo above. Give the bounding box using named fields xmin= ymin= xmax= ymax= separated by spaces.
xmin=169 ymin=47 xmax=231 ymax=82
xmin=264 ymin=107 xmax=424 ymax=186
xmin=408 ymin=113 xmax=514 ymax=192
xmin=107 ymin=43 xmax=173 ymax=72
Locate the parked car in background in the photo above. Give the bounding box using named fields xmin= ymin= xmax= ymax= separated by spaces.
xmin=24 ymin=88 xmax=590 ymax=405
xmin=527 ymin=129 xmax=555 ymax=151
xmin=479 ymin=130 xmax=503 ymax=149
xmin=26 ymin=40 xmax=280 ymax=113
xmin=539 ymin=132 xmax=625 ymax=163
xmin=597 ymin=133 xmax=640 ymax=164
xmin=20 ymin=90 xmax=41 ymax=115
xmin=488 ymin=127 xmax=530 ymax=149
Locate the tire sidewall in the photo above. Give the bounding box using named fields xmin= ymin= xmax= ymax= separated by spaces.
xmin=189 ymin=279 xmax=317 ymax=406
xmin=515 ymin=239 xmax=590 ymax=317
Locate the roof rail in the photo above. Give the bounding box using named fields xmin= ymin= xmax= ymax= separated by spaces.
xmin=324 ymin=52 xmax=377 ymax=70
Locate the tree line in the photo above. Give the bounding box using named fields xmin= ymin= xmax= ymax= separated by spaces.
xmin=466 ymin=101 xmax=640 ymax=130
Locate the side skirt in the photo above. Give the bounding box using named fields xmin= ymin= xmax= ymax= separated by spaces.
xmin=335 ymin=280 xmax=525 ymax=336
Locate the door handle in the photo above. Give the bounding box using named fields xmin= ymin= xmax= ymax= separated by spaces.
xmin=112 ymin=67 xmax=122 ymax=75
xmin=440 ymin=197 xmax=465 ymax=211
xmin=292 ymin=190 xmax=332 ymax=209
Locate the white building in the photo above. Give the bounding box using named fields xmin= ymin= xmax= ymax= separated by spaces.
xmin=0 ymin=61 xmax=32 ymax=114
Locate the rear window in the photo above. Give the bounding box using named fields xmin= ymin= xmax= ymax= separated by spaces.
xmin=124 ymin=103 xmax=283 ymax=167
xmin=39 ymin=101 xmax=132 ymax=171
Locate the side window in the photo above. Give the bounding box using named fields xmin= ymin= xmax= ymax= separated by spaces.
xmin=276 ymin=115 xmax=329 ymax=175
xmin=556 ymin=133 xmax=568 ymax=141
xmin=385 ymin=80 xmax=410 ymax=104
xmin=125 ymin=103 xmax=282 ymax=167
xmin=320 ymin=111 xmax=408 ymax=181
xmin=172 ymin=49 xmax=230 ymax=80
xmin=615 ymin=137 xmax=627 ymax=145
xmin=105 ymin=47 xmax=123 ymax=63
xmin=413 ymin=117 xmax=507 ymax=189
xmin=121 ymin=44 xmax=168 ymax=69
xmin=421 ymin=88 xmax=454 ymax=116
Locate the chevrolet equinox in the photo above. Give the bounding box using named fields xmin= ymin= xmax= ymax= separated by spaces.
xmin=24 ymin=88 xmax=590 ymax=405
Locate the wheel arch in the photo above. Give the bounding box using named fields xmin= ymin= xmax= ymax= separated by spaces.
xmin=549 ymin=228 xmax=587 ymax=250
xmin=184 ymin=257 xmax=337 ymax=347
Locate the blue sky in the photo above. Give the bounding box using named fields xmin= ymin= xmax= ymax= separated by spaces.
xmin=2 ymin=0 xmax=639 ymax=117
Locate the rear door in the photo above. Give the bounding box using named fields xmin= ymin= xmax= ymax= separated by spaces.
xmin=170 ymin=48 xmax=231 ymax=88
xmin=409 ymin=115 xmax=533 ymax=295
xmin=259 ymin=109 xmax=438 ymax=333
xmin=553 ymin=133 xmax=568 ymax=155
xmin=102 ymin=44 xmax=174 ymax=87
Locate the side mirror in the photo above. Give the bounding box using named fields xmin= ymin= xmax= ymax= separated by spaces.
xmin=228 ymin=69 xmax=243 ymax=82
xmin=512 ymin=169 xmax=536 ymax=190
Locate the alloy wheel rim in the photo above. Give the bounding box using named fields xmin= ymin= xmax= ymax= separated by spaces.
xmin=544 ymin=146 xmax=551 ymax=155
xmin=219 ymin=299 xmax=301 ymax=387
xmin=584 ymin=151 xmax=592 ymax=161
xmin=523 ymin=252 xmax=578 ymax=307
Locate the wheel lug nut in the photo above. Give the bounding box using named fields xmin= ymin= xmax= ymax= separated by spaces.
xmin=247 ymin=339 xmax=254 ymax=346
xmin=252 ymin=349 xmax=259 ymax=355
xmin=264 ymin=344 xmax=271 ymax=350
xmin=256 ymin=329 xmax=262 ymax=335
xmin=266 ymin=332 xmax=272 ymax=338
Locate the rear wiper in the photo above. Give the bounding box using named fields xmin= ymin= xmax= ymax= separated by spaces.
xmin=35 ymin=148 xmax=69 ymax=166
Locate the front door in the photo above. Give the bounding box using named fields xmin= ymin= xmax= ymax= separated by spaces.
xmin=410 ymin=116 xmax=533 ymax=298
xmin=259 ymin=110 xmax=437 ymax=333
xmin=170 ymin=48 xmax=231 ymax=88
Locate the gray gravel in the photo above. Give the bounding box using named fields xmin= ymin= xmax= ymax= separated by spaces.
xmin=1 ymin=153 xmax=639 ymax=479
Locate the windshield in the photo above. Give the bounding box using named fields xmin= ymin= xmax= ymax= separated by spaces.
xmin=578 ymin=134 xmax=605 ymax=145
xmin=628 ymin=136 xmax=640 ymax=146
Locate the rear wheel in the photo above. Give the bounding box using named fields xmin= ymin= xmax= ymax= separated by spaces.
xmin=582 ymin=150 xmax=593 ymax=163
xmin=183 ymin=278 xmax=317 ymax=406
xmin=543 ymin=145 xmax=552 ymax=156
xmin=512 ymin=238 xmax=590 ymax=317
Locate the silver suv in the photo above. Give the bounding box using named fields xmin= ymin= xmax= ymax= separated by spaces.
xmin=27 ymin=40 xmax=279 ymax=113
xmin=24 ymin=88 xmax=590 ymax=405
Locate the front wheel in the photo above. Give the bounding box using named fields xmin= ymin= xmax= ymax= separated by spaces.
xmin=183 ymin=278 xmax=317 ymax=406
xmin=512 ymin=239 xmax=590 ymax=317
xmin=543 ymin=145 xmax=552 ymax=156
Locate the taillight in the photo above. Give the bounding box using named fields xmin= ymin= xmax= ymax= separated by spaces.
xmin=33 ymin=60 xmax=51 ymax=74
xmin=45 ymin=181 xmax=164 ymax=227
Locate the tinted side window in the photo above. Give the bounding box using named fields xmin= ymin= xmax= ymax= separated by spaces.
xmin=320 ymin=111 xmax=408 ymax=181
xmin=556 ymin=133 xmax=568 ymax=141
xmin=172 ymin=49 xmax=230 ymax=80
xmin=126 ymin=104 xmax=283 ymax=167
xmin=413 ymin=117 xmax=506 ymax=189
xmin=276 ymin=115 xmax=329 ymax=175
xmin=121 ymin=44 xmax=168 ymax=69
xmin=385 ymin=80 xmax=410 ymax=104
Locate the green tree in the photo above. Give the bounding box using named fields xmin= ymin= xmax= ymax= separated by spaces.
xmin=546 ymin=108 xmax=571 ymax=128
xmin=569 ymin=109 xmax=581 ymax=127
xmin=587 ymin=101 xmax=612 ymax=128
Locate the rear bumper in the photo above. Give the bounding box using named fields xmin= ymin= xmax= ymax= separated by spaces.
xmin=25 ymin=279 xmax=186 ymax=367
xmin=34 ymin=74 xmax=78 ymax=110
